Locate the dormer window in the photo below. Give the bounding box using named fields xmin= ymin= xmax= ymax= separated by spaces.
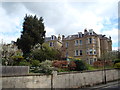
xmin=51 ymin=35 xmax=54 ymax=40
xmin=89 ymin=29 xmax=93 ymax=35
xmin=78 ymin=32 xmax=82 ymax=38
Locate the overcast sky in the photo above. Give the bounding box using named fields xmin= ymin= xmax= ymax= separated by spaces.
xmin=0 ymin=0 xmax=119 ymax=50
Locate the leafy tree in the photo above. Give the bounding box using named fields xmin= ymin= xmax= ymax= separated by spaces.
xmin=30 ymin=44 xmax=62 ymax=62
xmin=16 ymin=14 xmax=46 ymax=57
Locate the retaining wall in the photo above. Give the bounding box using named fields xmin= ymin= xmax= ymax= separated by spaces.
xmin=1 ymin=69 xmax=120 ymax=88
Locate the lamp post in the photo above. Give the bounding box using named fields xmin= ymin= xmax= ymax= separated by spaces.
xmin=103 ymin=38 xmax=106 ymax=84
xmin=103 ymin=57 xmax=106 ymax=84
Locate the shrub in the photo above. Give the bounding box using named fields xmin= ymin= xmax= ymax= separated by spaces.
xmin=113 ymin=59 xmax=120 ymax=64
xmin=38 ymin=60 xmax=57 ymax=74
xmin=74 ymin=60 xmax=88 ymax=71
xmin=19 ymin=59 xmax=31 ymax=66
xmin=114 ymin=63 xmax=120 ymax=69
xmin=52 ymin=60 xmax=68 ymax=69
xmin=68 ymin=61 xmax=76 ymax=71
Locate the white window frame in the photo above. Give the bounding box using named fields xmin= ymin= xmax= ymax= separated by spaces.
xmin=89 ymin=38 xmax=92 ymax=44
xmin=75 ymin=50 xmax=79 ymax=56
xmin=66 ymin=42 xmax=69 ymax=48
xmin=75 ymin=40 xmax=79 ymax=46
xmin=89 ymin=49 xmax=93 ymax=55
xmin=89 ymin=29 xmax=93 ymax=35
xmin=51 ymin=35 xmax=54 ymax=40
xmin=80 ymin=50 xmax=82 ymax=56
xmin=78 ymin=32 xmax=82 ymax=38
xmin=89 ymin=58 xmax=93 ymax=65
xmin=93 ymin=49 xmax=96 ymax=55
xmin=79 ymin=40 xmax=82 ymax=45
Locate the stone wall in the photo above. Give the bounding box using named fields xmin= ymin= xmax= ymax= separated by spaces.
xmin=1 ymin=66 xmax=29 ymax=76
xmin=1 ymin=69 xmax=120 ymax=88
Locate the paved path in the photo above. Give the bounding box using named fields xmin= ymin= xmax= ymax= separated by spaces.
xmin=81 ymin=80 xmax=120 ymax=90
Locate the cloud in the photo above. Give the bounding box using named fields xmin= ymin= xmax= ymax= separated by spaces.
xmin=0 ymin=1 xmax=118 ymax=50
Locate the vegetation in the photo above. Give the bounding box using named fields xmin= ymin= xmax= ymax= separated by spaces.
xmin=30 ymin=44 xmax=62 ymax=62
xmin=30 ymin=60 xmax=57 ymax=74
xmin=114 ymin=63 xmax=120 ymax=69
xmin=16 ymin=14 xmax=46 ymax=57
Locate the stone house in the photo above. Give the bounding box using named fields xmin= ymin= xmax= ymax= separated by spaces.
xmin=61 ymin=29 xmax=112 ymax=65
xmin=44 ymin=34 xmax=62 ymax=50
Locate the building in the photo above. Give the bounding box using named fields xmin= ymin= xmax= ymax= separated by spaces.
xmin=44 ymin=34 xmax=62 ymax=50
xmin=61 ymin=29 xmax=112 ymax=65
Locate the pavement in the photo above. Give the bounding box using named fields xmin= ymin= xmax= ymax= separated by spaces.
xmin=81 ymin=80 xmax=120 ymax=90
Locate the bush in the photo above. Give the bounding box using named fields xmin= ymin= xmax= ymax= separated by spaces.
xmin=19 ymin=59 xmax=31 ymax=66
xmin=33 ymin=60 xmax=57 ymax=74
xmin=52 ymin=60 xmax=68 ymax=69
xmin=114 ymin=63 xmax=120 ymax=69
xmin=30 ymin=44 xmax=62 ymax=62
xmin=30 ymin=59 xmax=40 ymax=67
xmin=74 ymin=60 xmax=88 ymax=71
xmin=113 ymin=59 xmax=120 ymax=64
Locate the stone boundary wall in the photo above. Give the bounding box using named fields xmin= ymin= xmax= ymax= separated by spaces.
xmin=1 ymin=69 xmax=120 ymax=88
xmin=1 ymin=66 xmax=29 ymax=76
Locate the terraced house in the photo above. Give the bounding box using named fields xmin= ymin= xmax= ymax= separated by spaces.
xmin=61 ymin=29 xmax=112 ymax=65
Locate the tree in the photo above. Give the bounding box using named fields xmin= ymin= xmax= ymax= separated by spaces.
xmin=30 ymin=44 xmax=62 ymax=62
xmin=16 ymin=14 xmax=46 ymax=57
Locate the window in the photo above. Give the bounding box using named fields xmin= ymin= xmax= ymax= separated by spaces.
xmin=89 ymin=38 xmax=92 ymax=44
xmin=66 ymin=52 xmax=68 ymax=57
xmin=93 ymin=38 xmax=96 ymax=43
xmin=49 ymin=42 xmax=54 ymax=47
xmin=89 ymin=49 xmax=93 ymax=55
xmin=51 ymin=35 xmax=54 ymax=40
xmin=75 ymin=50 xmax=79 ymax=56
xmin=66 ymin=42 xmax=69 ymax=48
xmin=80 ymin=50 xmax=82 ymax=56
xmin=86 ymin=49 xmax=89 ymax=55
xmin=75 ymin=40 xmax=78 ymax=46
xmin=89 ymin=58 xmax=93 ymax=65
xmin=94 ymin=58 xmax=97 ymax=62
xmin=78 ymin=32 xmax=82 ymax=38
xmin=89 ymin=29 xmax=93 ymax=35
xmin=79 ymin=40 xmax=82 ymax=45
xmin=94 ymin=49 xmax=96 ymax=55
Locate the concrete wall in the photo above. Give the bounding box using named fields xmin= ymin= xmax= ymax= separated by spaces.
xmin=2 ymin=66 xmax=29 ymax=76
xmin=1 ymin=69 xmax=120 ymax=88
xmin=2 ymin=74 xmax=52 ymax=88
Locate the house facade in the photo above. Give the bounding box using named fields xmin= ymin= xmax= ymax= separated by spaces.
xmin=44 ymin=34 xmax=62 ymax=50
xmin=61 ymin=29 xmax=112 ymax=65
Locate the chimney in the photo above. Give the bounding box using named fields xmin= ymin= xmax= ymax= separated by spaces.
xmin=84 ymin=28 xmax=88 ymax=35
xmin=62 ymin=35 xmax=65 ymax=40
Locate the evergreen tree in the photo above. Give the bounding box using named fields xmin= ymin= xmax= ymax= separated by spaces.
xmin=16 ymin=14 xmax=46 ymax=57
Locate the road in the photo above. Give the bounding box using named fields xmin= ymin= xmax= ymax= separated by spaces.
xmin=81 ymin=80 xmax=120 ymax=90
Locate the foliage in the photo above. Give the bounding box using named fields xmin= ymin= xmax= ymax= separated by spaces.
xmin=16 ymin=14 xmax=46 ymax=57
xmin=74 ymin=60 xmax=88 ymax=71
xmin=30 ymin=44 xmax=62 ymax=62
xmin=114 ymin=63 xmax=120 ymax=69
xmin=52 ymin=60 xmax=68 ymax=70
xmin=68 ymin=61 xmax=76 ymax=71
xmin=19 ymin=59 xmax=31 ymax=66
xmin=31 ymin=59 xmax=40 ymax=67
xmin=93 ymin=60 xmax=113 ymax=67
xmin=85 ymin=64 xmax=95 ymax=70
xmin=11 ymin=55 xmax=24 ymax=65
xmin=113 ymin=59 xmax=120 ymax=64
xmin=30 ymin=60 xmax=57 ymax=74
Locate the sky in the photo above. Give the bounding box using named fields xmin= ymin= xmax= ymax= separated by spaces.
xmin=0 ymin=0 xmax=119 ymax=50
